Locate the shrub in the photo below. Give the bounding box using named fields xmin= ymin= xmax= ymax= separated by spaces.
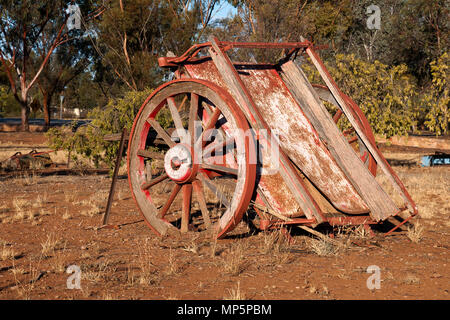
xmin=422 ymin=53 xmax=449 ymax=135
xmin=47 ymin=88 xmax=154 ymax=169
xmin=302 ymin=54 xmax=418 ymax=137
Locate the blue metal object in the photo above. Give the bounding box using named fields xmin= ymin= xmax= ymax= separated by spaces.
xmin=421 ymin=152 xmax=450 ymax=167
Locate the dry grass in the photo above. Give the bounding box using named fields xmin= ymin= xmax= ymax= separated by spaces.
xmin=13 ymin=198 xmax=28 ymax=220
xmin=224 ymin=281 xmax=245 ymax=300
xmin=165 ymin=249 xmax=181 ymax=276
xmin=52 ymin=250 xmax=68 ymax=274
xmin=135 ymin=238 xmax=160 ymax=286
xmin=17 ymin=174 xmax=38 ymax=187
xmin=259 ymin=229 xmax=292 ymax=265
xmin=77 ymin=190 xmax=108 ymax=217
xmin=210 ymin=231 xmax=219 ymax=258
xmin=40 ymin=233 xmax=63 ymax=258
xmin=64 ymin=191 xmax=77 ymax=203
xmin=80 ymin=203 xmax=102 ymax=217
xmin=182 ymin=240 xmax=199 ymax=255
xmin=0 ymin=204 xmax=11 ymax=223
xmin=62 ymin=209 xmax=71 ymax=220
xmin=260 ymin=229 xmax=288 ymax=254
xmin=407 ymin=222 xmax=424 ymax=243
xmin=82 ymin=260 xmax=116 ymax=283
xmin=309 ymin=237 xmax=340 ymax=257
xmin=1 ymin=243 xmax=16 ymax=261
xmin=377 ymin=167 xmax=449 ymax=220
xmin=12 ymin=255 xmax=44 ymax=300
xmin=101 ymin=290 xmax=116 ymax=300
xmin=222 ymin=240 xmax=247 ymax=276
xmin=403 ymin=274 xmax=421 ymax=285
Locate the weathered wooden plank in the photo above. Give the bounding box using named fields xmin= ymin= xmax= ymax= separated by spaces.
xmin=235 ymin=66 xmax=369 ymax=214
xmin=280 ymin=60 xmax=398 ymax=221
xmin=185 ymin=61 xmax=309 ymax=218
xmin=305 ymin=45 xmax=417 ymax=215
xmin=207 ymin=36 xmax=324 ymax=222
xmin=147 ymin=118 xmax=175 ymax=147
xmin=103 ymin=133 xmax=130 ymax=141
xmin=137 ymin=149 xmax=165 ymax=160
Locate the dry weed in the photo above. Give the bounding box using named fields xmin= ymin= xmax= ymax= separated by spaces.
xmin=222 ymin=241 xmax=247 ymax=276
xmin=407 ymin=222 xmax=424 ymax=243
xmin=165 ymin=249 xmax=180 ymax=276
xmin=224 ymin=281 xmax=245 ymax=300
xmin=32 ymin=193 xmax=48 ymax=208
xmin=12 ymin=255 xmax=44 ymax=300
xmin=62 ymin=209 xmax=71 ymax=220
xmin=260 ymin=229 xmax=292 ymax=265
xmin=82 ymin=261 xmax=115 ymax=283
xmin=19 ymin=174 xmax=37 ymax=186
xmin=40 ymin=233 xmax=63 ymax=258
xmin=136 ymin=238 xmax=159 ymax=286
xmin=309 ymin=237 xmax=340 ymax=257
xmin=403 ymin=274 xmax=420 ymax=285
xmin=80 ymin=203 xmax=102 ymax=217
xmin=13 ymin=198 xmax=28 ymax=220
xmin=1 ymin=244 xmax=15 ymax=261
xmin=52 ymin=242 xmax=68 ymax=273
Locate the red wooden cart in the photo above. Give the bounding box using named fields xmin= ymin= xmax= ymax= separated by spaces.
xmin=127 ymin=36 xmax=418 ymax=239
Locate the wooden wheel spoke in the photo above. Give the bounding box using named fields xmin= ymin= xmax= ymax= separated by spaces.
xmin=361 ymin=151 xmax=369 ymax=163
xmin=201 ymin=163 xmax=238 ymax=176
xmin=158 ymin=183 xmax=181 ymax=219
xmin=202 ymin=136 xmax=236 ymax=158
xmin=177 ymin=95 xmax=188 ymax=111
xmin=192 ymin=180 xmax=211 ymax=229
xmin=333 ymin=109 xmax=343 ymax=123
xmin=181 ymin=184 xmax=193 ymax=232
xmin=343 ymin=127 xmax=355 ymax=136
xmin=198 ymin=173 xmax=230 ymax=208
xmin=188 ymin=93 xmax=199 ymax=145
xmin=147 ymin=118 xmax=175 ymax=147
xmin=137 ymin=149 xmax=165 ymax=160
xmin=195 ymin=107 xmax=222 ymax=149
xmin=347 ymin=136 xmax=358 ymax=144
xmin=167 ymin=97 xmax=186 ymax=135
xmin=141 ymin=173 xmax=168 ymax=190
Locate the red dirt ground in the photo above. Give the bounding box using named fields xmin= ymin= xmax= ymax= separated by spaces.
xmin=0 ymin=132 xmax=448 ymax=300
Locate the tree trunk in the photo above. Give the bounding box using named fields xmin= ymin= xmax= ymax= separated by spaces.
xmin=20 ymin=89 xmax=30 ymax=132
xmin=20 ymin=102 xmax=30 ymax=132
xmin=43 ymin=92 xmax=51 ymax=131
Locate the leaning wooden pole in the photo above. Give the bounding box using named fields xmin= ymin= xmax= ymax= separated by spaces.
xmin=102 ymin=127 xmax=128 ymax=226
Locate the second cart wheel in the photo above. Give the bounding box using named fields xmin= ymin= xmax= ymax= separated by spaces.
xmin=128 ymin=79 xmax=257 ymax=239
xmin=312 ymin=85 xmax=377 ymax=176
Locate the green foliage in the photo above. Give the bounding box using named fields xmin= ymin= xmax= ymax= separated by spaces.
xmin=46 ymin=88 xmax=154 ymax=169
xmin=0 ymin=86 xmax=21 ymax=117
xmin=223 ymin=0 xmax=448 ymax=83
xmin=94 ymin=0 xmax=214 ymax=91
xmin=302 ymin=54 xmax=417 ymax=137
xmin=422 ymin=53 xmax=449 ymax=135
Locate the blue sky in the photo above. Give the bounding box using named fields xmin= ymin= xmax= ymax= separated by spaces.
xmin=211 ymin=1 xmax=237 ymax=20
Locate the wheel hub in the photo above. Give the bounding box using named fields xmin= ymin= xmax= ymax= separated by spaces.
xmin=164 ymin=144 xmax=196 ymax=183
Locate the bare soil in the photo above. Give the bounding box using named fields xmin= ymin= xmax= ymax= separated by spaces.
xmin=0 ymin=132 xmax=448 ymax=300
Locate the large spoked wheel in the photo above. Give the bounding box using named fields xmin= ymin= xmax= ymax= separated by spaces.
xmin=312 ymin=85 xmax=377 ymax=176
xmin=333 ymin=94 xmax=377 ymax=176
xmin=128 ymin=79 xmax=256 ymax=239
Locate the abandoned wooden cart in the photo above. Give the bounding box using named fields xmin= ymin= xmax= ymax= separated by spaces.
xmin=127 ymin=36 xmax=418 ymax=239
